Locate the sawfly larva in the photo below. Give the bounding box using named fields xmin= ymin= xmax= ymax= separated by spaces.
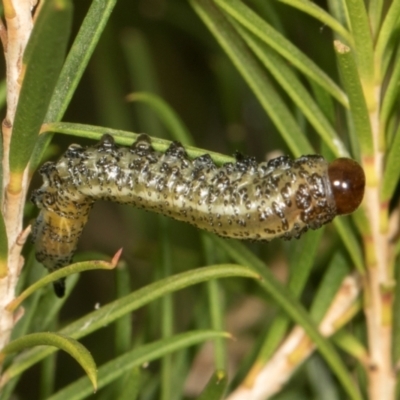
xmin=31 ymin=134 xmax=365 ymax=297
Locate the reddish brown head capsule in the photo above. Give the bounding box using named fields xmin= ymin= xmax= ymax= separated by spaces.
xmin=328 ymin=158 xmax=365 ymax=215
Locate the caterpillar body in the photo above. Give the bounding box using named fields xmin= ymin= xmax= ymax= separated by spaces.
xmin=31 ymin=134 xmax=365 ymax=297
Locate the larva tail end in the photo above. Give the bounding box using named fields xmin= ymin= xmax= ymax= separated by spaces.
xmin=53 ymin=279 xmax=66 ymax=298
xmin=328 ymin=158 xmax=365 ymax=215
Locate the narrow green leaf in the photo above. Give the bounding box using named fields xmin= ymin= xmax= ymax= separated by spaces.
xmin=45 ymin=0 xmax=117 ymax=123
xmin=368 ymin=0 xmax=384 ymax=39
xmin=333 ymin=217 xmax=364 ymax=273
xmin=394 ymin=237 xmax=400 ymax=259
xmin=0 ymin=212 xmax=8 ymax=278
xmin=9 ymin=0 xmax=72 ymax=173
xmin=232 ymin=21 xmax=348 ymax=157
xmin=257 ymin=313 xmax=289 ymax=363
xmin=42 ymin=122 xmax=234 ymax=165
xmin=258 ymin=229 xmax=324 ymax=361
xmin=40 ymin=352 xmax=57 ymax=400
xmin=0 ymin=378 xmax=17 ymax=400
xmin=345 ymin=0 xmax=374 ymax=88
xmin=307 ymin=355 xmax=341 ymax=400
xmin=117 ymin=368 xmax=141 ymax=400
xmin=344 ymin=108 xmax=361 ymax=163
xmin=121 ymin=30 xmax=164 ymax=136
xmin=114 ymin=262 xmax=132 ymax=356
xmin=91 ymin=32 xmax=133 ymax=131
xmin=0 ymin=333 xmax=97 ymax=392
xmin=375 ymin=0 xmax=400 ymax=78
xmin=380 ymin=48 xmax=400 ymax=142
xmin=328 ymin=0 xmax=350 ymax=28
xmin=126 ymin=92 xmax=195 ymax=145
xmin=214 ymin=237 xmax=361 ymax=400
xmin=7 ymin=256 xmax=119 ymax=312
xmin=288 ymin=229 xmax=325 ymax=296
xmin=47 ymin=331 xmax=229 ymax=400
xmin=333 ymin=330 xmax=368 ymax=364
xmin=334 ymin=41 xmax=373 ymax=157
xmin=11 ymin=256 xmax=47 ymax=339
xmin=0 ymin=80 xmax=6 ymax=110
xmin=191 ymin=0 xmax=313 ymax=157
xmin=197 ymin=371 xmax=227 ymax=400
xmin=207 ymin=279 xmax=226 ymax=370
xmin=30 ymin=0 xmax=118 ymax=173
xmin=1 ymin=265 xmax=257 ymax=384
xmin=248 ymin=0 xmax=286 ymax=33
xmin=202 ymin=234 xmax=227 ymax=371
xmin=381 ymin=125 xmax=400 ymax=202
xmin=278 ymin=0 xmax=354 ymax=46
xmin=310 ymin=252 xmax=351 ymax=322
xmin=214 ymin=0 xmax=348 ymax=107
xmin=159 ymin=217 xmax=174 ymax=400
xmin=30 ymin=274 xmax=80 ymax=333
xmin=310 ymin=80 xmax=335 ymax=124
xmin=10 ymin=288 xmax=42 ymax=342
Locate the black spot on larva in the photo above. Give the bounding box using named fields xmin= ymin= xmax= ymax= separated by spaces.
xmin=234 ymin=152 xmax=258 ymax=172
xmin=165 ymin=141 xmax=188 ymax=159
xmin=160 ymin=163 xmax=169 ymax=173
xmin=295 ymin=184 xmax=312 ymax=210
xmin=193 ymin=154 xmax=216 ymax=169
xmin=281 ymin=183 xmax=292 ymax=207
xmin=272 ymin=201 xmax=285 ymax=219
xmin=64 ymin=144 xmax=86 ymax=160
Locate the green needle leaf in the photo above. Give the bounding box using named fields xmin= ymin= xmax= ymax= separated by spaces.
xmin=375 ymin=0 xmax=400 ymax=79
xmin=42 ymin=122 xmax=235 ymax=165
xmin=380 ymin=48 xmax=400 ymax=138
xmin=345 ymin=0 xmax=374 ymax=90
xmin=381 ymin=125 xmax=400 ymax=202
xmin=214 ymin=237 xmax=361 ymax=400
xmin=333 ymin=217 xmax=364 ymax=273
xmin=6 ymin=253 xmax=120 ymax=312
xmin=278 ymin=0 xmax=354 ymax=46
xmin=0 ymin=333 xmax=97 ymax=392
xmin=334 ymin=41 xmax=373 ymax=157
xmin=1 ymin=264 xmax=257 ymax=385
xmin=9 ymin=0 xmax=72 ymax=174
xmin=214 ymin=0 xmax=348 ymax=107
xmin=197 ymin=371 xmax=227 ymax=400
xmin=126 ymin=92 xmax=195 ymax=145
xmin=232 ymin=21 xmax=348 ymax=157
xmin=47 ymin=331 xmax=229 ymax=400
xmin=191 ymin=0 xmax=313 ymax=157
xmin=30 ymin=0 xmax=118 ymax=173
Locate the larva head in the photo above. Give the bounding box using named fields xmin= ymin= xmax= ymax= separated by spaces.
xmin=328 ymin=158 xmax=365 ymax=215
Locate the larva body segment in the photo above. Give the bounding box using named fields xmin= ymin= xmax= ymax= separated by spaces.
xmin=31 ymin=134 xmax=365 ymax=296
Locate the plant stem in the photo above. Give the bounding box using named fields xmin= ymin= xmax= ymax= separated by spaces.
xmin=0 ymin=0 xmax=33 ymax=354
xmin=363 ymin=84 xmax=396 ymax=399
